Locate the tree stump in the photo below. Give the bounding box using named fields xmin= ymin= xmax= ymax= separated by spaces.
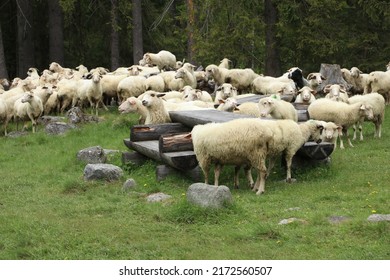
xmin=317 ymin=63 xmax=351 ymax=96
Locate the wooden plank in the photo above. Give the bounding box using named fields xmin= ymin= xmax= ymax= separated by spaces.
xmin=127 ymin=139 xmax=198 ymax=171
xmin=169 ymin=109 xmax=256 ymax=127
xmin=296 ymin=141 xmax=335 ymax=160
xmin=130 ymin=123 xmax=191 ymax=142
xmin=159 ymin=132 xmax=193 ymax=153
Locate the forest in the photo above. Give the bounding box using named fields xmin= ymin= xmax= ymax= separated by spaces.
xmin=1 ymin=0 xmax=390 ymax=80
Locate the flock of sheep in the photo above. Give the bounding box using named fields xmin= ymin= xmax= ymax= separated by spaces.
xmin=0 ymin=49 xmax=388 ymax=194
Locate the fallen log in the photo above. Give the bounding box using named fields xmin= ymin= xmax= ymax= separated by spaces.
xmin=130 ymin=123 xmax=190 ymax=142
xmin=159 ymin=132 xmax=193 ymax=153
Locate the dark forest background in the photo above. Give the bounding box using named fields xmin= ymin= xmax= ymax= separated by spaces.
xmin=1 ymin=0 xmax=390 ymax=80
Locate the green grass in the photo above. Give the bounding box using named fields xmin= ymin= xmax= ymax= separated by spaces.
xmin=0 ymin=107 xmax=389 ymax=260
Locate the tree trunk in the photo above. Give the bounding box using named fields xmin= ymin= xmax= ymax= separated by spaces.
xmin=132 ymin=0 xmax=143 ymax=64
xmin=110 ymin=0 xmax=120 ymax=71
xmin=48 ymin=0 xmax=64 ymax=66
xmin=186 ymin=0 xmax=195 ymax=64
xmin=0 ymin=24 xmax=9 ymax=80
xmin=17 ymin=0 xmax=35 ymax=78
xmin=264 ymin=0 xmax=281 ymax=76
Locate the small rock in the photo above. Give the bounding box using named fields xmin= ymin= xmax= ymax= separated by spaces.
xmin=186 ymin=183 xmax=233 ymax=208
xmin=77 ymin=146 xmax=107 ymax=164
xmin=45 ymin=122 xmax=76 ymax=135
xmin=367 ymin=214 xmax=390 ymax=222
xmin=83 ymin=163 xmax=123 ymax=181
xmin=123 ymin=178 xmax=137 ymax=191
xmin=147 ymin=192 xmax=172 ymax=203
xmin=278 ymin=218 xmax=307 ymax=225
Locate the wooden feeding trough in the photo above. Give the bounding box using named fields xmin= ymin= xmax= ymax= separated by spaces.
xmin=123 ymin=94 xmax=334 ymax=176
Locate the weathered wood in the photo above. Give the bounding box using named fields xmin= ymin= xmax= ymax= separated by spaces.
xmin=127 ymin=139 xmax=198 ymax=171
xmin=293 ymin=103 xmax=309 ymax=122
xmin=169 ymin=109 xmax=256 ymax=127
xmin=130 ymin=123 xmax=191 ymax=142
xmin=296 ymin=141 xmax=335 ymax=160
xmin=318 ymin=63 xmax=350 ymax=95
xmin=159 ymin=132 xmax=193 ymax=153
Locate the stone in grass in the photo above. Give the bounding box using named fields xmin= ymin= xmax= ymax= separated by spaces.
xmin=186 ymin=183 xmax=233 ymax=209
xmin=84 ymin=163 xmax=123 ymax=181
xmin=328 ymin=216 xmax=351 ymax=224
xmin=367 ymin=214 xmax=390 ymax=222
xmin=122 ymin=178 xmax=137 ymax=192
xmin=45 ymin=122 xmax=77 ymax=135
xmin=147 ymin=192 xmax=172 ymax=203
xmin=77 ymin=146 xmax=107 ymax=164
xmin=278 ymin=218 xmax=307 ymax=225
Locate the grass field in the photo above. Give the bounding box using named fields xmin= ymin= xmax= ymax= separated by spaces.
xmin=0 ymin=107 xmax=389 ymax=260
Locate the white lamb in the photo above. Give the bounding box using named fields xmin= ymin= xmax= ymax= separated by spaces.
xmin=144 ymin=75 xmax=165 ymax=92
xmin=172 ymin=67 xmax=197 ymax=89
xmin=118 ymin=96 xmax=148 ymax=124
xmin=181 ymin=86 xmax=213 ymax=103
xmin=348 ymin=92 xmax=385 ymax=140
xmin=341 ymin=67 xmax=369 ymax=95
xmin=233 ymin=102 xmax=261 ymax=117
xmin=100 ymin=74 xmax=127 ymax=104
xmin=365 ymin=65 xmax=390 ymax=104
xmin=77 ymin=71 xmax=106 ymax=115
xmin=141 ymin=50 xmax=176 ymax=72
xmin=224 ymin=68 xmax=259 ymax=93
xmin=117 ymin=75 xmax=147 ymax=103
xmin=204 ymin=64 xmax=230 ymax=88
xmin=13 ymin=92 xmax=44 ymax=133
xmin=308 ymin=98 xmax=374 ymax=149
xmin=258 ymin=96 xmax=298 ymax=121
xmin=324 ymin=84 xmax=349 ymax=103
xmin=141 ymin=91 xmax=171 ymax=124
xmin=214 ymin=83 xmax=238 ymax=104
xmin=294 ymin=86 xmax=316 ymax=104
xmin=317 ymin=121 xmax=342 ymax=149
xmin=218 ymin=58 xmax=231 ymax=69
xmin=306 ymin=72 xmax=326 ymax=91
xmin=0 ymin=97 xmax=10 ymax=135
xmin=216 ymin=97 xmax=238 ymax=112
xmin=192 ymin=118 xmax=274 ymax=193
xmin=251 ymin=75 xmax=296 ymax=96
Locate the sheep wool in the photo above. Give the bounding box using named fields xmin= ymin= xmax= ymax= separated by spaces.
xmin=141 ymin=91 xmax=171 ymax=124
xmin=258 ymin=96 xmax=298 ymax=121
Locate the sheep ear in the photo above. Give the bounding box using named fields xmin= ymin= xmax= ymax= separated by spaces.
xmin=307 ymin=73 xmax=314 ymax=79
xmin=321 ymin=75 xmax=326 ymax=80
xmin=218 ymin=99 xmax=226 ymax=104
xmin=360 ymin=104 xmax=366 ymax=110
xmin=157 ymin=93 xmax=166 ymax=98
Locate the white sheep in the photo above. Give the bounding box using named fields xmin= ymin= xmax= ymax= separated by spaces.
xmin=0 ymin=96 xmax=10 ymax=135
xmin=218 ymin=58 xmax=231 ymax=69
xmin=308 ymin=98 xmax=374 ymax=149
xmin=233 ymin=102 xmax=261 ymax=117
xmin=144 ymin=75 xmax=165 ymax=92
xmin=306 ymin=72 xmax=326 ymax=91
xmin=348 ymin=92 xmax=385 ymax=140
xmin=204 ymin=64 xmax=230 ymax=88
xmin=254 ymin=119 xmax=325 ymax=193
xmin=118 ymin=96 xmax=148 ymax=124
xmin=13 ymin=92 xmax=44 ymax=133
xmin=172 ymin=67 xmax=197 ymax=89
xmin=258 ymin=96 xmax=298 ymax=121
xmin=214 ymin=83 xmax=238 ymax=104
xmin=251 ymin=75 xmax=296 ymax=95
xmin=324 ymin=84 xmax=349 ymax=103
xmin=216 ymin=97 xmax=238 ymax=112
xmin=141 ymin=91 xmax=171 ymax=124
xmin=224 ymin=68 xmax=259 ymax=93
xmin=56 ymin=78 xmax=79 ymax=113
xmin=100 ymin=74 xmax=127 ymax=104
xmin=365 ymin=65 xmax=390 ymax=104
xmin=77 ymin=71 xmax=106 ymax=115
xmin=141 ymin=50 xmax=176 ymax=72
xmin=317 ymin=120 xmax=342 ymax=148
xmin=49 ymin=62 xmax=73 ymax=80
xmin=117 ymin=75 xmax=147 ymax=103
xmin=341 ymin=67 xmax=369 ymax=95
xmin=31 ymin=85 xmax=54 ymax=106
xmin=181 ymin=86 xmax=213 ymax=103
xmin=191 ymin=118 xmax=274 ymax=192
xmin=294 ymin=86 xmax=316 ymax=104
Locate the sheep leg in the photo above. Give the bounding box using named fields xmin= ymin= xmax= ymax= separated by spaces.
xmin=266 ymin=156 xmax=277 ymax=177
xmin=214 ymin=163 xmax=222 ymax=186
xmin=284 ymin=154 xmax=296 ymax=183
xmin=345 ymin=127 xmax=354 ymax=147
xmin=234 ymin=165 xmax=240 ymax=189
xmin=255 ymin=160 xmax=268 ymax=195
xmin=244 ymin=165 xmax=254 ymax=189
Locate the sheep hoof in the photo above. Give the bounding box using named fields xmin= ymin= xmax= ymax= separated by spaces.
xmin=256 ymin=191 xmax=264 ymax=196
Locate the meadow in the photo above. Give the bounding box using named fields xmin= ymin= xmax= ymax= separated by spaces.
xmin=0 ymin=107 xmax=389 ymax=260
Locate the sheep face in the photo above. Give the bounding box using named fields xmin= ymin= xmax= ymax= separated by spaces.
xmin=141 ymin=92 xmax=165 ymax=107
xmin=21 ymin=92 xmax=34 ymax=103
xmin=258 ymin=98 xmax=275 ymax=117
xmin=118 ymin=98 xmax=137 ymax=114
xmin=217 ymin=83 xmax=236 ymax=99
xmin=86 ymin=72 xmax=102 ymax=84
xmin=350 ymin=67 xmax=362 ymax=78
xmin=287 ymin=67 xmax=304 ymax=88
xmin=307 ymin=73 xmax=325 ymax=87
xmin=0 ymin=78 xmax=9 ymax=88
xmin=175 ymin=68 xmax=186 ymax=79
xmin=217 ymin=97 xmax=238 ymax=112
xmin=298 ymin=87 xmax=314 ymax=102
xmin=361 ymin=104 xmax=374 ymax=120
xmin=128 ymin=66 xmax=141 ymax=76
xmin=27 ymin=68 xmax=39 ymax=77
xmin=49 ymin=62 xmax=61 ymax=72
xmin=321 ymin=122 xmax=342 ymax=142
